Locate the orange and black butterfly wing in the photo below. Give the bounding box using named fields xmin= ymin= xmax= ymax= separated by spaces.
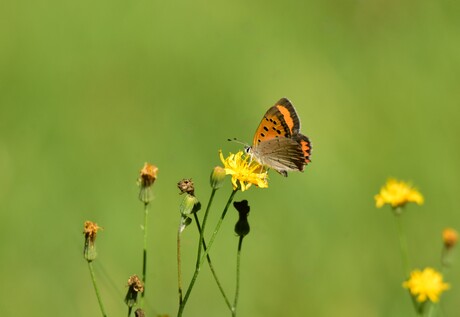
xmin=294 ymin=133 xmax=312 ymax=165
xmin=250 ymin=97 xmax=312 ymax=176
xmin=252 ymin=98 xmax=301 ymax=146
xmin=253 ymin=137 xmax=307 ymax=176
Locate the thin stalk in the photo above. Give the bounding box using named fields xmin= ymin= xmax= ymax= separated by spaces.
xmin=141 ymin=202 xmax=149 ymax=306
xmin=88 ymin=261 xmax=107 ymax=317
xmin=394 ymin=211 xmax=410 ymax=277
xmin=177 ymin=223 xmax=184 ymax=306
xmin=232 ymin=236 xmax=244 ymax=317
xmin=193 ymin=212 xmax=232 ymax=311
xmin=196 ymin=188 xmax=217 ymax=267
xmin=177 ymin=189 xmax=237 ymax=317
xmin=394 ymin=209 xmax=419 ymax=316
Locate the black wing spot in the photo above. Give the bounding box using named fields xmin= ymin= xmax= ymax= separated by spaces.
xmin=260 ymin=133 xmax=265 ymax=137
xmin=276 ymin=129 xmax=281 ymax=135
xmin=263 ymin=126 xmax=269 ymax=132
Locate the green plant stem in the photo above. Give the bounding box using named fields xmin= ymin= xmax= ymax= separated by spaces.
xmin=177 ymin=223 xmax=183 ymax=306
xmin=394 ymin=211 xmax=410 ymax=277
xmin=394 ymin=209 xmax=420 ymax=316
xmin=193 ymin=212 xmax=232 ymax=311
xmin=177 ymin=189 xmax=237 ymax=317
xmin=196 ymin=188 xmax=216 ymax=267
xmin=426 ymin=303 xmax=435 ymax=317
xmin=232 ymin=236 xmax=244 ymax=317
xmin=141 ymin=202 xmax=149 ymax=307
xmin=87 ymin=261 xmax=107 ymax=317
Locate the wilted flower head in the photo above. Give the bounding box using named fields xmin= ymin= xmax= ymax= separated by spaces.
xmin=139 ymin=163 xmax=158 ymax=187
xmin=403 ymin=267 xmax=449 ymax=303
xmin=125 ymin=275 xmax=144 ymax=308
xmin=219 ymin=150 xmax=268 ymax=192
xmin=375 ymin=178 xmax=424 ymax=209
xmin=83 ymin=221 xmax=103 ymax=262
xmin=138 ymin=163 xmax=158 ymax=203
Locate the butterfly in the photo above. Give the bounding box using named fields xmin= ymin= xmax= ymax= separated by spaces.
xmin=245 ymin=98 xmax=312 ymax=177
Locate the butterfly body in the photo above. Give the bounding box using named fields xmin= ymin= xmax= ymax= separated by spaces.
xmin=246 ymin=98 xmax=312 ymax=177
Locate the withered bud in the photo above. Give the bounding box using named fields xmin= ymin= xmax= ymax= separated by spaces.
xmin=443 ymin=228 xmax=458 ymax=249
xmin=210 ymin=166 xmax=226 ymax=189
xmin=139 ymin=163 xmax=158 ymax=187
xmin=125 ymin=275 xmax=144 ymax=308
xmin=177 ymin=178 xmax=195 ymax=195
xmin=83 ymin=221 xmax=103 ymax=262
xmin=138 ymin=163 xmax=158 ymax=204
xmin=134 ymin=308 xmax=145 ymax=317
xmin=233 ymin=200 xmax=250 ymax=237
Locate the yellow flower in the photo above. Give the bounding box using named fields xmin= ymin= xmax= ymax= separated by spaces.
xmin=375 ymin=178 xmax=424 ymax=208
xmin=219 ymin=150 xmax=268 ymax=192
xmin=403 ymin=268 xmax=449 ymax=303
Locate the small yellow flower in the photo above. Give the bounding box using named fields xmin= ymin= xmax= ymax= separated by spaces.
xmin=219 ymin=150 xmax=268 ymax=192
xmin=375 ymin=178 xmax=424 ymax=208
xmin=403 ymin=268 xmax=449 ymax=303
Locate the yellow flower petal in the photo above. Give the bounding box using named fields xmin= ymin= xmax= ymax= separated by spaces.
xmin=219 ymin=150 xmax=268 ymax=192
xmin=403 ymin=268 xmax=449 ymax=303
xmin=375 ymin=178 xmax=424 ymax=209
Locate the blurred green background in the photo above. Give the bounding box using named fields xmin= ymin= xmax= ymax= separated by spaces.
xmin=1 ymin=0 xmax=460 ymax=316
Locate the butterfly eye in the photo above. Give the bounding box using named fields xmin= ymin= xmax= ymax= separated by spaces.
xmin=244 ymin=146 xmax=251 ymax=154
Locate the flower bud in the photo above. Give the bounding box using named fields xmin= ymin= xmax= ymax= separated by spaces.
xmin=180 ymin=194 xmax=201 ymax=216
xmin=233 ymin=200 xmax=250 ymax=237
xmin=210 ymin=166 xmax=226 ymax=189
xmin=443 ymin=228 xmax=458 ymax=249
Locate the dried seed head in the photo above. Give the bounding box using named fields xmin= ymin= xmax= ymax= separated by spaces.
xmin=125 ymin=275 xmax=144 ymax=308
xmin=177 ymin=178 xmax=195 ymax=196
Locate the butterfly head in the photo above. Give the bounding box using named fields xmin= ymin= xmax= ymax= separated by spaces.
xmin=244 ymin=145 xmax=252 ymax=155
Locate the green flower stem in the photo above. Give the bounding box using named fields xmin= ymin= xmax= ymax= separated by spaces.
xmin=394 ymin=210 xmax=410 ymax=277
xmin=232 ymin=236 xmax=244 ymax=317
xmin=87 ymin=261 xmax=107 ymax=317
xmin=177 ymin=223 xmax=184 ymax=306
xmin=192 ymin=212 xmax=232 ymax=311
xmin=141 ymin=202 xmax=149 ymax=306
xmin=426 ymin=303 xmax=436 ymax=317
xmin=177 ymin=189 xmax=238 ymax=317
xmin=394 ymin=209 xmax=420 ymax=316
xmin=196 ymin=188 xmax=216 ymax=267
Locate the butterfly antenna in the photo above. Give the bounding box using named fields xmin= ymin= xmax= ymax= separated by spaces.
xmin=227 ymin=137 xmax=249 ymax=147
